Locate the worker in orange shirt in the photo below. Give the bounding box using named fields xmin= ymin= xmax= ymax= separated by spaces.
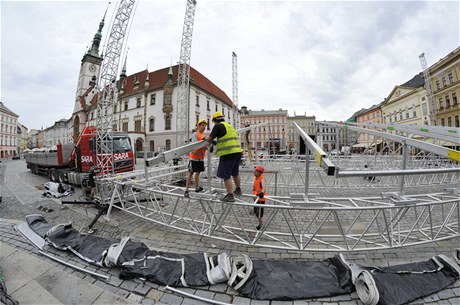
xmin=184 ymin=119 xmax=208 ymax=197
xmin=253 ymin=165 xmax=267 ymax=230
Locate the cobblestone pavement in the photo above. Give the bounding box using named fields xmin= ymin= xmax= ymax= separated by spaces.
xmin=1 ymin=159 xmax=459 ymax=305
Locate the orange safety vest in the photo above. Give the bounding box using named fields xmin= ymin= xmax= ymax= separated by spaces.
xmin=253 ymin=175 xmax=266 ymax=203
xmin=189 ymin=131 xmax=206 ymax=161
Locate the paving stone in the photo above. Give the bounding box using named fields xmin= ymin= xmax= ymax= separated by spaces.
xmin=134 ymin=282 xmax=152 ymax=296
xmin=213 ymin=292 xmax=232 ymax=304
xmin=160 ymin=292 xmax=184 ymax=305
xmin=232 ymin=296 xmax=251 ymax=305
xmin=120 ymin=280 xmax=140 ymax=291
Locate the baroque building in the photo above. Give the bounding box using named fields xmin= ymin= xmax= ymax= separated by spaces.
xmin=0 ymin=102 xmax=19 ymax=158
xmin=239 ymin=107 xmax=288 ymax=154
xmin=429 ymin=47 xmax=460 ymax=128
xmin=72 ymin=17 xmax=237 ymax=153
xmin=287 ymin=114 xmax=315 ymax=154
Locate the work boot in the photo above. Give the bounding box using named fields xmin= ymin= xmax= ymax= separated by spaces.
xmin=234 ymin=187 xmax=242 ymax=196
xmin=184 ymin=191 xmax=190 ymax=198
xmin=195 ymin=186 xmax=204 ymax=193
xmin=256 ymin=224 xmax=262 ymax=231
xmin=220 ymin=193 xmax=235 ymax=202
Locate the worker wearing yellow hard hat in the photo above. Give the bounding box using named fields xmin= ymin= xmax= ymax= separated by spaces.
xmin=205 ymin=112 xmax=242 ymax=202
xmin=185 ymin=119 xmax=208 ymax=198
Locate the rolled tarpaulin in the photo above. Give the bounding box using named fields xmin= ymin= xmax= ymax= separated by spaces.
xmin=354 ymin=254 xmax=460 ymax=305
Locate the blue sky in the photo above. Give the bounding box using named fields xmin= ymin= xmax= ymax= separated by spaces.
xmin=1 ymin=0 xmax=459 ymax=130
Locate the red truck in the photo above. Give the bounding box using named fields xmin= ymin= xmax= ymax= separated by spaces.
xmin=25 ymin=126 xmax=134 ymax=186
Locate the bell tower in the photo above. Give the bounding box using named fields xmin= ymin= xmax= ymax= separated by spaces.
xmin=72 ymin=11 xmax=106 ymax=142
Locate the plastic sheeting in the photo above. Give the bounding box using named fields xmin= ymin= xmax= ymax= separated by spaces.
xmin=233 ymin=256 xmax=354 ymax=300
xmin=351 ymin=256 xmax=460 ymax=305
xmin=22 ymin=215 xmax=460 ymax=303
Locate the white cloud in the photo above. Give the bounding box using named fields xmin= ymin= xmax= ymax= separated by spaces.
xmin=1 ymin=0 xmax=458 ymax=129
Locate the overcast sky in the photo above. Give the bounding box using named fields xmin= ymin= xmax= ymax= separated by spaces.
xmin=1 ymin=0 xmax=459 ymax=130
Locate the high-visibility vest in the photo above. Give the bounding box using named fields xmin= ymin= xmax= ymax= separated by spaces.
xmin=216 ymin=122 xmax=242 ymax=157
xmin=253 ymin=175 xmax=266 ymax=203
xmin=189 ymin=131 xmax=206 ymax=160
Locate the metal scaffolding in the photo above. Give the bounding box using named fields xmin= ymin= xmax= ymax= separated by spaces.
xmin=100 ymin=122 xmax=459 ymax=252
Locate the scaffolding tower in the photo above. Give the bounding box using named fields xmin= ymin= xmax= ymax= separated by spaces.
xmin=419 ymin=53 xmax=437 ymax=126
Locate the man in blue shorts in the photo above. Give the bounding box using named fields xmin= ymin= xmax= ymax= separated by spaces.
xmin=205 ymin=112 xmax=242 ymax=202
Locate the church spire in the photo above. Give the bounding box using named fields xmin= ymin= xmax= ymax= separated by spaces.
xmin=87 ymin=6 xmax=108 ymax=57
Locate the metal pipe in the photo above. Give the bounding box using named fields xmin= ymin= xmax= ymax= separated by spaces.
xmin=39 ymin=251 xmax=109 ymax=280
xmin=399 ymin=141 xmax=408 ymax=194
xmin=165 ymin=286 xmax=231 ymax=305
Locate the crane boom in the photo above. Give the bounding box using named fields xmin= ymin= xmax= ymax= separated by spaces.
xmin=176 ymin=0 xmax=197 ymax=147
xmin=419 ymin=52 xmax=437 ymax=125
xmin=96 ymin=0 xmax=136 ymax=203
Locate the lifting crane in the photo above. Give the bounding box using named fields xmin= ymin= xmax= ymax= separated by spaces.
xmin=419 ymin=52 xmax=437 ymax=126
xmin=232 ymin=51 xmax=239 ymax=128
xmin=176 ymin=0 xmax=197 ymax=148
xmin=95 ymin=0 xmax=136 ymax=204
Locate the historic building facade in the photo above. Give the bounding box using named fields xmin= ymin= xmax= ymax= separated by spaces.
xmin=0 ymin=102 xmax=19 ymax=158
xmin=72 ymin=17 xmax=237 ymax=153
xmin=429 ymin=47 xmax=460 ymax=128
xmin=381 ymin=73 xmax=428 ymax=126
xmin=287 ymin=114 xmax=316 ymax=154
xmin=355 ymin=102 xmax=384 ymax=151
xmin=239 ymin=107 xmax=288 ymax=153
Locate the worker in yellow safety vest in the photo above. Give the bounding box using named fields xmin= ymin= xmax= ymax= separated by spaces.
xmin=205 ymin=112 xmax=242 ymax=202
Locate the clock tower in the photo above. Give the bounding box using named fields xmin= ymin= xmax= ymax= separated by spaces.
xmin=72 ymin=14 xmax=105 ymax=142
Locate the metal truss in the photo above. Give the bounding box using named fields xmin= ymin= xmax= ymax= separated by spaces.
xmin=175 ymin=0 xmax=197 ymax=147
xmin=103 ymin=170 xmax=459 ymax=252
xmin=100 ymin=121 xmax=459 ymax=252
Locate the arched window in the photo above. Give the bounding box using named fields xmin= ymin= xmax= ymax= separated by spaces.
xmin=149 ymin=118 xmax=155 ymax=131
xmin=150 ymin=140 xmax=155 ymax=152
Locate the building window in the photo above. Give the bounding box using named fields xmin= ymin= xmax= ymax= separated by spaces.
xmin=150 ymin=140 xmax=155 ymax=152
xmin=442 ymin=77 xmax=447 ymax=87
xmin=436 ymin=80 xmax=441 ymax=90
xmin=165 ymin=115 xmax=171 ymax=130
xmin=446 ymin=95 xmax=451 ymax=108
xmin=165 ymin=139 xmax=171 ymax=151
xmin=150 ymin=94 xmax=156 ymax=105
xmin=447 ymin=117 xmax=452 ymax=127
xmin=207 ymin=100 xmax=210 ymax=110
xmin=412 ymin=110 xmax=416 ymax=117
xmin=122 ymin=121 xmax=128 ymax=132
xmin=406 ymin=112 xmax=409 ymax=119
xmin=134 ymin=119 xmax=141 ymax=132
xmin=399 ymin=113 xmax=403 ymax=120
xmin=448 ymin=72 xmax=454 ymax=84
xmin=455 ymin=115 xmax=459 ymax=128
xmin=164 ymin=93 xmax=172 ymax=105
xmin=149 ymin=118 xmax=155 ymax=131
xmin=215 ymin=104 xmax=218 ymax=112
xmin=441 ymin=118 xmax=445 ymax=126
xmin=439 ymin=97 xmax=444 ymax=110
xmin=137 ymin=98 xmax=141 ymax=108
xmin=453 ymin=93 xmax=458 ymax=105
xmin=422 ymin=103 xmax=428 ymax=115
xmin=112 ymin=122 xmax=118 ymax=131
xmin=124 ymin=101 xmax=128 ymax=111
xmin=196 ymin=95 xmax=200 ymax=106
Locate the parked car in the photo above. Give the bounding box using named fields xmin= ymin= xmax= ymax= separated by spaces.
xmin=330 ymin=149 xmax=342 ymax=156
xmin=12 ymin=155 xmax=20 ymax=160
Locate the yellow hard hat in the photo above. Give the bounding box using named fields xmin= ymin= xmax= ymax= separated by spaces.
xmin=197 ymin=119 xmax=207 ymax=126
xmin=212 ymin=111 xmax=224 ymax=121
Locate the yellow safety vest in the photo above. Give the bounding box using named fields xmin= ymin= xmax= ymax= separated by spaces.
xmin=216 ymin=122 xmax=242 ymax=157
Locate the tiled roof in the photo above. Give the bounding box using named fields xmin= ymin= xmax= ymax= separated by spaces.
xmin=401 ymin=72 xmax=424 ymax=88
xmin=0 ymin=102 xmax=18 ymax=117
xmin=119 ymin=65 xmax=234 ymax=107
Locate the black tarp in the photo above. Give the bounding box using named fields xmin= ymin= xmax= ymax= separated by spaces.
xmin=354 ymin=256 xmax=460 ymax=305
xmin=233 ymin=256 xmax=354 ymax=300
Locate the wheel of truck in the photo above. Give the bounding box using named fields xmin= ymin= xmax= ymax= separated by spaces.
xmin=57 ymin=171 xmax=66 ymax=184
xmin=32 ymin=164 xmax=38 ymax=174
xmin=49 ymin=169 xmax=58 ymax=182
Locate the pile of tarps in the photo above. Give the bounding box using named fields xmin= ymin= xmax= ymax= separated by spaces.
xmin=42 ymin=182 xmax=73 ymax=198
xmin=16 ymin=214 xmax=460 ymax=304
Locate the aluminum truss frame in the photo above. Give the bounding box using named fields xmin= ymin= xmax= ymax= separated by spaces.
xmin=99 ymin=121 xmax=459 ymax=252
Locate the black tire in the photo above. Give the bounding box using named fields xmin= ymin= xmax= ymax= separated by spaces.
xmin=50 ymin=169 xmax=58 ymax=182
xmin=58 ymin=171 xmax=66 ymax=184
